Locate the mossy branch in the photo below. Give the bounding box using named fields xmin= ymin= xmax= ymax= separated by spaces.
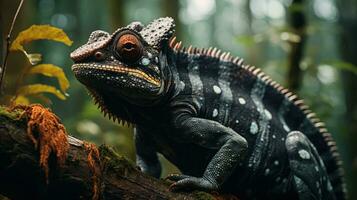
xmin=0 ymin=107 xmax=224 ymax=200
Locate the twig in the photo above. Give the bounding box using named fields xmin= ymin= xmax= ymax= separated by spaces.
xmin=0 ymin=0 xmax=24 ymax=94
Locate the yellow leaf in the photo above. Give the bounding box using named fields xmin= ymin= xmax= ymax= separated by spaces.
xmin=10 ymin=25 xmax=73 ymax=52
xmin=13 ymin=95 xmax=30 ymax=105
xmin=17 ymin=84 xmax=66 ymax=100
xmin=28 ymin=64 xmax=70 ymax=93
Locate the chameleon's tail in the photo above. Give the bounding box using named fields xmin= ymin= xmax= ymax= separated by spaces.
xmin=243 ymin=63 xmax=347 ymax=199
xmin=287 ymin=102 xmax=347 ymax=200
xmin=302 ymin=119 xmax=347 ymax=200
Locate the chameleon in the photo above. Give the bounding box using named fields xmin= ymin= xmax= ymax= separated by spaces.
xmin=70 ymin=17 xmax=346 ymax=200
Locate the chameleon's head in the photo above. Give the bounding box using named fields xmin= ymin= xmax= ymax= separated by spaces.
xmin=70 ymin=17 xmax=175 ymax=105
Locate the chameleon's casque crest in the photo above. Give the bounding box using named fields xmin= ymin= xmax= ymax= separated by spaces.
xmin=139 ymin=17 xmax=175 ymax=48
xmin=70 ymin=17 xmax=174 ymax=61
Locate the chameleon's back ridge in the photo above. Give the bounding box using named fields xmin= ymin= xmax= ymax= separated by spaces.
xmin=71 ymin=17 xmax=346 ymax=200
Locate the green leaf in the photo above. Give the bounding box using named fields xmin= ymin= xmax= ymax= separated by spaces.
xmin=325 ymin=61 xmax=357 ymax=76
xmin=235 ymin=35 xmax=255 ymax=47
xmin=28 ymin=64 xmax=70 ymax=93
xmin=17 ymin=84 xmax=66 ymax=100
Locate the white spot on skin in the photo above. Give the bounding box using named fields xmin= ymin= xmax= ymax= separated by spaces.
xmin=283 ymin=124 xmax=290 ymax=132
xmin=213 ymin=85 xmax=222 ymax=94
xmin=327 ymin=181 xmax=333 ymax=191
xmin=274 ymin=160 xmax=279 ymax=165
xmin=298 ymin=149 xmax=311 ymax=159
xmin=315 ymin=166 xmax=319 ymax=172
xmin=272 ymin=134 xmax=276 ymax=139
xmin=264 ymin=168 xmax=270 ymax=176
xmin=141 ymin=58 xmax=150 ymax=65
xmin=238 ymin=97 xmax=246 ymax=105
xmin=212 ymin=109 xmax=218 ymax=117
xmin=250 ymin=121 xmax=258 ymax=134
xmin=179 ymin=81 xmax=185 ymax=90
xmin=264 ymin=109 xmax=272 ymax=120
xmin=235 ymin=119 xmax=239 ymax=124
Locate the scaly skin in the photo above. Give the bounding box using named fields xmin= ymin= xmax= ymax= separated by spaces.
xmin=70 ymin=17 xmax=346 ymax=200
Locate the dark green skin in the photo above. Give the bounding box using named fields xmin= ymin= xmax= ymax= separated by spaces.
xmin=70 ymin=18 xmax=346 ymax=200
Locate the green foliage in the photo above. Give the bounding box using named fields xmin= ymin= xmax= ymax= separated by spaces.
xmin=326 ymin=61 xmax=357 ymax=76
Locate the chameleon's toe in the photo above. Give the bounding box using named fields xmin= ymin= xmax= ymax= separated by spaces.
xmin=169 ymin=176 xmax=219 ymax=192
xmin=165 ymin=174 xmax=191 ymax=181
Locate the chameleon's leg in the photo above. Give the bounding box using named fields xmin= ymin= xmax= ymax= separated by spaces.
xmin=285 ymin=131 xmax=336 ymax=200
xmin=134 ymin=127 xmax=162 ymax=178
xmin=167 ymin=117 xmax=248 ymax=192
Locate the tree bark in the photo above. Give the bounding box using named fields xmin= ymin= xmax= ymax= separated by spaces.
xmin=109 ymin=0 xmax=125 ymax=31
xmin=0 ymin=110 xmax=218 ymax=200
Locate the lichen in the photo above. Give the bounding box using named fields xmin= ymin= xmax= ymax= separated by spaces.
xmin=83 ymin=141 xmax=101 ymax=200
xmin=0 ymin=105 xmax=23 ymax=120
xmin=98 ymin=145 xmax=137 ymax=174
xmin=9 ymin=104 xmax=69 ymax=183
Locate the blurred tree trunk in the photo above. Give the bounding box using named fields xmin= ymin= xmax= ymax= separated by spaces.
xmin=109 ymin=0 xmax=125 ymax=31
xmin=286 ymin=0 xmax=307 ymax=91
xmin=337 ymin=1 xmax=357 ymax=199
xmin=245 ymin=0 xmax=252 ymax=34
xmin=1 ymin=6 xmax=4 ymax=76
xmin=244 ymin=0 xmax=258 ymax=64
xmin=162 ymin=0 xmax=182 ymax=39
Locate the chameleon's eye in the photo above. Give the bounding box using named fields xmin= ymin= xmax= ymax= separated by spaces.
xmin=116 ymin=34 xmax=143 ymax=63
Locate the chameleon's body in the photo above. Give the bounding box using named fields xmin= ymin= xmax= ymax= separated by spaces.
xmin=70 ymin=18 xmax=346 ymax=200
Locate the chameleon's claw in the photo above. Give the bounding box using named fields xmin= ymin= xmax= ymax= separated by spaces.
xmin=168 ymin=175 xmax=219 ymax=192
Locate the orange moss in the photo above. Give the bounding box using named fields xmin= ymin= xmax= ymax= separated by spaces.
xmin=10 ymin=104 xmax=69 ymax=182
xmin=83 ymin=141 xmax=101 ymax=200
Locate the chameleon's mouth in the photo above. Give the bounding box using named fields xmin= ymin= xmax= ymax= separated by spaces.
xmin=72 ymin=63 xmax=161 ymax=87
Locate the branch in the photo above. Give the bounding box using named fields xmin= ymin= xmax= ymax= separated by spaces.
xmin=0 ymin=108 xmax=220 ymax=200
xmin=0 ymin=0 xmax=24 ymax=94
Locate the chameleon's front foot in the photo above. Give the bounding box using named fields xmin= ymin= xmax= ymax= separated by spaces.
xmin=166 ymin=174 xmax=219 ymax=192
